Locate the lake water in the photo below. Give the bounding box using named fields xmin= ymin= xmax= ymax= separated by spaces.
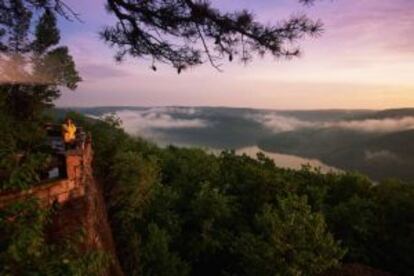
xmin=137 ymin=137 xmax=338 ymax=173
xmin=236 ymin=146 xmax=339 ymax=173
xmin=154 ymin=142 xmax=341 ymax=173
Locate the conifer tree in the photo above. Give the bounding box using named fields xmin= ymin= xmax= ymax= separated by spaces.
xmin=103 ymin=0 xmax=321 ymax=72
xmin=0 ymin=0 xmax=80 ymax=189
xmin=0 ymin=1 xmax=80 ymax=119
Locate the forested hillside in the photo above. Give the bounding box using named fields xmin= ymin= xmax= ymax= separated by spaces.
xmin=67 ymin=106 xmax=414 ymax=181
xmin=1 ymin=1 xmax=413 ymax=275
xmin=71 ymin=112 xmax=414 ymax=276
xmin=259 ymin=127 xmax=414 ymax=181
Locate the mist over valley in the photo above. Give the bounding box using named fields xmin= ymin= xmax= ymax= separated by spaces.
xmin=64 ymin=106 xmax=414 ymax=181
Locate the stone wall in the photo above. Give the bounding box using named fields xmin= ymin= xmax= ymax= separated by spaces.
xmin=0 ymin=137 xmax=124 ymax=275
xmin=0 ymin=141 xmax=90 ymax=208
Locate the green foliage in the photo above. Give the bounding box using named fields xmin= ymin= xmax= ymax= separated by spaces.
xmin=321 ymin=176 xmax=414 ymax=276
xmin=141 ymin=223 xmax=190 ymax=276
xmin=232 ymin=196 xmax=343 ymax=276
xmin=0 ymin=2 xmax=81 ymax=116
xmin=0 ymin=4 xmax=91 ymax=271
xmin=103 ymin=0 xmax=321 ymax=72
xmin=33 ymin=9 xmax=60 ymax=54
xmin=0 ymin=1 xmax=81 ymax=191
xmin=369 ymin=181 xmax=414 ymax=274
xmin=0 ymin=199 xmax=110 ymax=276
xmin=0 ymin=86 xmax=55 ymax=191
xmin=0 ymin=92 xmax=52 ymax=191
xmin=76 ymin=113 xmax=414 ymax=276
xmin=79 ymin=115 xmax=345 ymax=275
xmin=0 ymin=152 xmax=50 ymax=190
xmin=36 ymin=46 xmax=81 ymax=89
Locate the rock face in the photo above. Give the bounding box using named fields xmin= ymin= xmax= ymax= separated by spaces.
xmin=51 ymin=141 xmax=124 ymax=275
xmin=0 ymin=138 xmax=124 ymax=275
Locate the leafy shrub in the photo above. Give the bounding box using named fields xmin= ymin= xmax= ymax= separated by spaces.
xmin=70 ymin=113 xmax=414 ymax=275
xmin=0 ymin=199 xmax=110 ymax=275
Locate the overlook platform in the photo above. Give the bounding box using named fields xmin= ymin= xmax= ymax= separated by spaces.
xmin=0 ymin=127 xmax=92 ymax=208
xmin=0 ymin=126 xmax=124 ymax=275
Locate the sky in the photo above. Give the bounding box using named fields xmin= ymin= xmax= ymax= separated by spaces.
xmin=55 ymin=0 xmax=414 ymax=109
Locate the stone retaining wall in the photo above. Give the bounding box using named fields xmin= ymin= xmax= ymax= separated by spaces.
xmin=0 ymin=136 xmax=124 ymax=275
xmin=0 ymin=139 xmax=92 ymax=208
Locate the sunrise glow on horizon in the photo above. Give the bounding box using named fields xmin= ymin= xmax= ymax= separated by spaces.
xmin=56 ymin=0 xmax=414 ymax=110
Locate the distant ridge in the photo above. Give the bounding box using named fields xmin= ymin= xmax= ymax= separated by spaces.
xmin=56 ymin=106 xmax=414 ymax=181
xmin=350 ymin=108 xmax=414 ymax=120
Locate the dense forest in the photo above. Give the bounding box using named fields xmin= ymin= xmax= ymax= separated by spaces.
xmin=1 ymin=0 xmax=413 ymax=275
xmin=2 ymin=108 xmax=414 ymax=275
xmin=76 ymin=112 xmax=413 ymax=275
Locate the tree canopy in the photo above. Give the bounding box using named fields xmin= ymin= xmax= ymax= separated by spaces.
xmin=103 ymin=0 xmax=322 ymax=72
xmin=0 ymin=0 xmax=80 ymax=89
xmin=1 ymin=1 xmax=414 ymax=275
xmin=74 ymin=113 xmax=414 ymax=276
xmin=0 ymin=0 xmax=80 ymax=190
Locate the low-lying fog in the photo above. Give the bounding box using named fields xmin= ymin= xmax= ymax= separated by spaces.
xmin=81 ymin=106 xmax=414 ymax=180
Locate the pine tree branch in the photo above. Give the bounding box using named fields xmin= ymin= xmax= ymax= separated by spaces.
xmin=103 ymin=0 xmax=323 ymax=72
